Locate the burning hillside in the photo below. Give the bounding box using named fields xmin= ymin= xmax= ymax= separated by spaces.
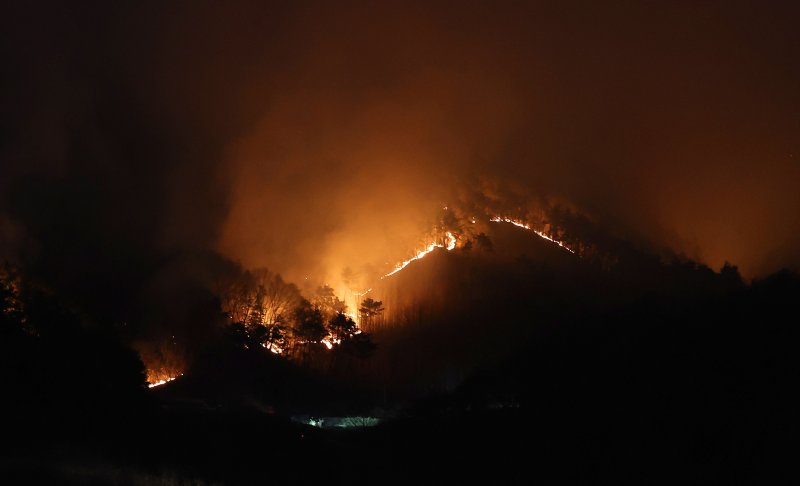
xmin=2 ymin=2 xmax=799 ymax=482
xmin=122 ymin=201 xmax=590 ymax=390
xmin=121 ymin=197 xmax=637 ymax=390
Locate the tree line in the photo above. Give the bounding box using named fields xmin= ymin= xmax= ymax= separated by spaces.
xmin=215 ymin=267 xmax=378 ymax=364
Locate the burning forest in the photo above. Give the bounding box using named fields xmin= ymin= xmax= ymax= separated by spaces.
xmin=2 ymin=1 xmax=800 ymax=484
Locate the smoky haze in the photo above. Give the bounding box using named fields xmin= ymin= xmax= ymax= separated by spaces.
xmin=2 ymin=1 xmax=800 ymax=323
xmin=217 ymin=1 xmax=800 ymax=282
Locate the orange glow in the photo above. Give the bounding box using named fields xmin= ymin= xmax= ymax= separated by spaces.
xmin=262 ymin=342 xmax=284 ymax=355
xmin=383 ymin=231 xmax=458 ymax=278
xmin=321 ymin=335 xmax=341 ymax=350
xmin=445 ymin=231 xmax=457 ymax=251
xmin=490 ymin=217 xmax=576 ymax=254
xmin=147 ymin=373 xmax=183 ymax=388
xmin=136 ymin=340 xmax=186 ymax=390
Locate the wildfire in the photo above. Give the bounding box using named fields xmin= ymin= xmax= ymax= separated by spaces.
xmin=147 ymin=373 xmax=183 ymax=388
xmin=382 ymin=231 xmax=458 ymax=278
xmin=321 ymin=336 xmax=341 ymax=350
xmin=445 ymin=231 xmax=457 ymax=250
xmin=262 ymin=342 xmax=284 ymax=355
xmin=138 ymin=341 xmax=186 ymax=390
xmin=490 ymin=217 xmax=576 ymax=254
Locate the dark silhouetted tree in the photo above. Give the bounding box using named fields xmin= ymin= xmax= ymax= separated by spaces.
xmin=263 ymin=317 xmax=290 ymax=354
xmin=291 ymin=299 xmax=327 ymax=362
xmin=328 ymin=312 xmax=358 ymax=343
xmin=313 ymin=285 xmax=347 ymax=318
xmin=327 ymin=312 xmax=376 ymax=367
xmin=340 ymin=331 xmax=377 ymax=360
xmin=358 ymin=297 xmax=384 ymax=328
xmin=720 ymin=261 xmax=744 ymax=290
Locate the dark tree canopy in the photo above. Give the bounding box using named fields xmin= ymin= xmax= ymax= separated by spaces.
xmin=358 ymin=298 xmax=384 ymax=327
xmin=292 ymin=299 xmax=327 ymax=344
xmin=312 ymin=285 xmax=347 ymax=317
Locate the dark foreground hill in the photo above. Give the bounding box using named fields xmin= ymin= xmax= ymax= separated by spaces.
xmin=353 ymin=219 xmax=746 ymax=396
xmin=2 ymin=237 xmax=797 ymax=484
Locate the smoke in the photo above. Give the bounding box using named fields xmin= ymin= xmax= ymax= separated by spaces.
xmin=215 ymin=1 xmax=800 ymax=280
xmin=1 ymin=0 xmax=799 ymax=340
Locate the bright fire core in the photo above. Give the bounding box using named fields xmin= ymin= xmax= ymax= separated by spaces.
xmin=383 ymin=231 xmax=457 ymax=278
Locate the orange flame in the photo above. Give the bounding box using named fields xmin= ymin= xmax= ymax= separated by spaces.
xmin=382 ymin=231 xmax=458 ymax=278
xmin=490 ymin=217 xmax=576 ymax=254
xmin=262 ymin=342 xmax=284 ymax=355
xmin=147 ymin=373 xmax=183 ymax=388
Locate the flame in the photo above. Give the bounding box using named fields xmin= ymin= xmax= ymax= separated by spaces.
xmin=490 ymin=217 xmax=576 ymax=254
xmin=445 ymin=231 xmax=457 ymax=250
xmin=147 ymin=373 xmax=183 ymax=388
xmin=321 ymin=336 xmax=341 ymax=350
xmin=262 ymin=342 xmax=284 ymax=354
xmin=382 ymin=231 xmax=458 ymax=278
xmin=143 ymin=358 xmax=184 ymax=389
xmin=353 ymin=288 xmax=372 ymax=297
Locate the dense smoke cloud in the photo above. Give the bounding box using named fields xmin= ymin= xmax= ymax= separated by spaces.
xmin=2 ymin=0 xmax=799 ymax=332
xmin=215 ymin=1 xmax=800 ymax=281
